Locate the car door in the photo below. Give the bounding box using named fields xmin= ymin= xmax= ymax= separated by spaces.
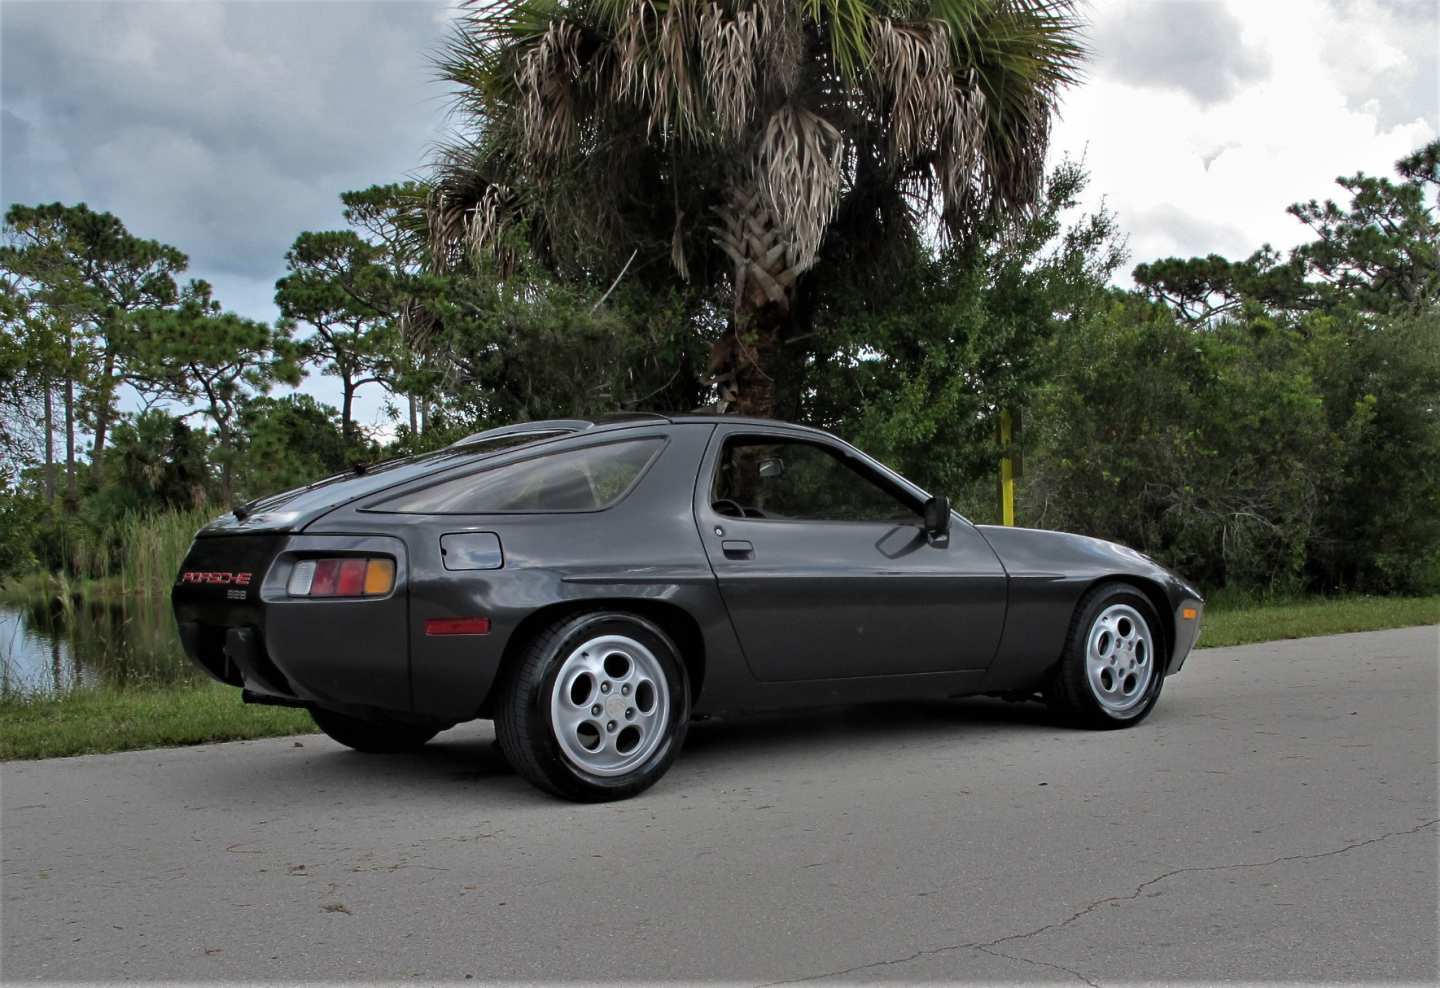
xmin=694 ymin=426 xmax=1008 ymax=682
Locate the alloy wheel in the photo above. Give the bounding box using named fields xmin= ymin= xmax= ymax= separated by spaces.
xmin=548 ymin=634 xmax=670 ymax=776
xmin=1084 ymin=603 xmax=1155 ymax=714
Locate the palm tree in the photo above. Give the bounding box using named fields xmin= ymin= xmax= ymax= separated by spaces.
xmin=433 ymin=0 xmax=1084 ymax=417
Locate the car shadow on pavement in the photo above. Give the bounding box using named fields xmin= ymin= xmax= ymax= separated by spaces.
xmin=681 ymin=696 xmax=1062 ymax=766
xmin=180 ymin=696 xmax=1065 ymax=809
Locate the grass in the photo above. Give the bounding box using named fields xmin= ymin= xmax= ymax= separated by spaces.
xmin=1197 ymin=594 xmax=1439 ymax=648
xmin=0 ymin=571 xmax=119 ymax=605
xmin=110 ymin=505 xmax=218 ymax=598
xmin=0 ymin=683 xmax=315 ymax=761
xmin=0 ymin=504 xmax=217 ymax=604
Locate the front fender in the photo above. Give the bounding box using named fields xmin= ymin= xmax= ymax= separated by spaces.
xmin=976 ymin=526 xmax=1205 ymax=690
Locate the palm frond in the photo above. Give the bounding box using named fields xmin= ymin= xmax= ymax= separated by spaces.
xmin=803 ymin=0 xmax=877 ymax=79
xmin=754 ymin=103 xmax=844 ymax=268
xmin=516 ymin=18 xmax=584 ymax=161
xmin=699 ymin=2 xmax=759 ymax=140
xmin=432 ymin=0 xmax=1087 ymax=282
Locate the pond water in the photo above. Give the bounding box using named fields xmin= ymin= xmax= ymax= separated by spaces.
xmin=0 ymin=595 xmax=199 ymax=698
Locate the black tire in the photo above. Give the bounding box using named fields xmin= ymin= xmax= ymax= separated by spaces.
xmin=309 ymin=707 xmax=442 ymax=753
xmin=495 ymin=611 xmax=691 ymax=802
xmin=1046 ymin=582 xmax=1167 ymax=729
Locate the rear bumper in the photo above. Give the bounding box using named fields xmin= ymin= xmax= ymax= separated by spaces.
xmin=177 ymin=621 xmax=295 ymax=698
xmin=173 ymin=533 xmax=415 ymax=717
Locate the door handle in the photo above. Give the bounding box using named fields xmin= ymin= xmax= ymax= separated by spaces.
xmin=721 ymin=540 xmax=754 ymax=560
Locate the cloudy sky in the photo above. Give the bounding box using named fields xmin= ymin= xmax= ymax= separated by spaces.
xmin=3 ymin=0 xmax=1436 ymax=430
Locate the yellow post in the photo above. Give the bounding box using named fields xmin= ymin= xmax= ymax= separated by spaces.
xmin=999 ymin=409 xmax=1015 ymax=527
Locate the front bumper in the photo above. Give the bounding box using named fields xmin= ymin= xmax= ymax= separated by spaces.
xmin=1169 ymin=598 xmax=1205 ymax=673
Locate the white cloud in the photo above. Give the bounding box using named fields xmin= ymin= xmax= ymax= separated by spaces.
xmin=2 ymin=0 xmax=453 ymax=427
xmin=2 ymin=0 xmax=451 ymax=280
xmin=1093 ymin=0 xmax=1270 ymax=104
xmin=1053 ymin=0 xmax=1437 ymax=280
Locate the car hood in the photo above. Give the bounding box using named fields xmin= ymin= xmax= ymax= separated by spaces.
xmin=976 ymin=524 xmax=1203 ymax=601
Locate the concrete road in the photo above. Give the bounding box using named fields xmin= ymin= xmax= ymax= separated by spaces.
xmin=3 ymin=627 xmax=1437 ymax=984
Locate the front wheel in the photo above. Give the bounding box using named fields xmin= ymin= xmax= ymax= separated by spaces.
xmin=1047 ymin=583 xmax=1166 ymax=729
xmin=495 ymin=611 xmax=690 ymax=801
xmin=309 ymin=707 xmax=442 ymax=753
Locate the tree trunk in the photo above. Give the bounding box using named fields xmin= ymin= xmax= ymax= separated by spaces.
xmin=407 ymin=394 xmax=418 ymax=435
xmin=42 ymin=381 xmax=55 ymax=504
xmin=197 ymin=378 xmax=234 ymax=505
xmin=341 ymin=381 xmax=356 ymax=448
xmin=728 ymin=308 xmax=782 ymax=419
xmin=89 ymin=345 xmax=117 ymax=481
xmin=216 ymin=420 xmax=235 ymax=506
xmin=709 ymin=181 xmax=803 ymax=419
xmin=63 ymin=374 xmax=76 ymax=507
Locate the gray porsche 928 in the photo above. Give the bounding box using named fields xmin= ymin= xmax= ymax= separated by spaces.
xmin=172 ymin=414 xmax=1205 ymax=801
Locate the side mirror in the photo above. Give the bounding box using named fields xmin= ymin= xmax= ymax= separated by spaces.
xmin=757 ymin=457 xmax=785 ymax=480
xmin=923 ymin=495 xmax=951 ymax=541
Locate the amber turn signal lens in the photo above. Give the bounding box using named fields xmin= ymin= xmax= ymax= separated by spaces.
xmin=1182 ymin=607 xmax=1199 ymax=620
xmin=364 ymin=558 xmax=395 ymax=595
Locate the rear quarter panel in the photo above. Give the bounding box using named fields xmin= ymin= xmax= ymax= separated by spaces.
xmin=304 ymin=424 xmax=750 ymax=722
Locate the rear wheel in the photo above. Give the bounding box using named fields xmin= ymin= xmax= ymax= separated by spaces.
xmin=309 ymin=707 xmax=441 ymax=753
xmin=495 ymin=611 xmax=690 ymax=801
xmin=1047 ymin=583 xmax=1165 ymax=729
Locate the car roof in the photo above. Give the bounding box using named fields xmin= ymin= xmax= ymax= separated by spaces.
xmin=449 ymin=419 xmax=596 ymax=446
xmin=449 ymin=412 xmax=838 ymax=447
xmin=662 ymin=413 xmax=832 ymax=434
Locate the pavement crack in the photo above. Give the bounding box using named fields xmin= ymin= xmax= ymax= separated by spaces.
xmin=756 ymin=819 xmax=1437 ymax=987
xmin=984 ymin=817 xmax=1440 ymax=954
xmin=974 ymin=945 xmax=1100 ymax=986
xmin=755 ymin=941 xmax=990 ymax=986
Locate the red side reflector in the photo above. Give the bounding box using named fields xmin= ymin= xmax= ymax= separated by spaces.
xmin=425 ymin=617 xmax=492 ymax=637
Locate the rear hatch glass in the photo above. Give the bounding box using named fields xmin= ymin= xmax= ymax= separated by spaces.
xmin=198 ymin=431 xmax=572 ymax=535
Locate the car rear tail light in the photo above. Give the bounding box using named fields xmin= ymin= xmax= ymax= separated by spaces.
xmin=336 ymin=558 xmax=366 ymax=596
xmin=288 ymin=557 xmax=395 ymax=598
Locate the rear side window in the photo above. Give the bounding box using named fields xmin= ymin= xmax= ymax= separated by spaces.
xmin=370 ymin=438 xmax=663 ymax=514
